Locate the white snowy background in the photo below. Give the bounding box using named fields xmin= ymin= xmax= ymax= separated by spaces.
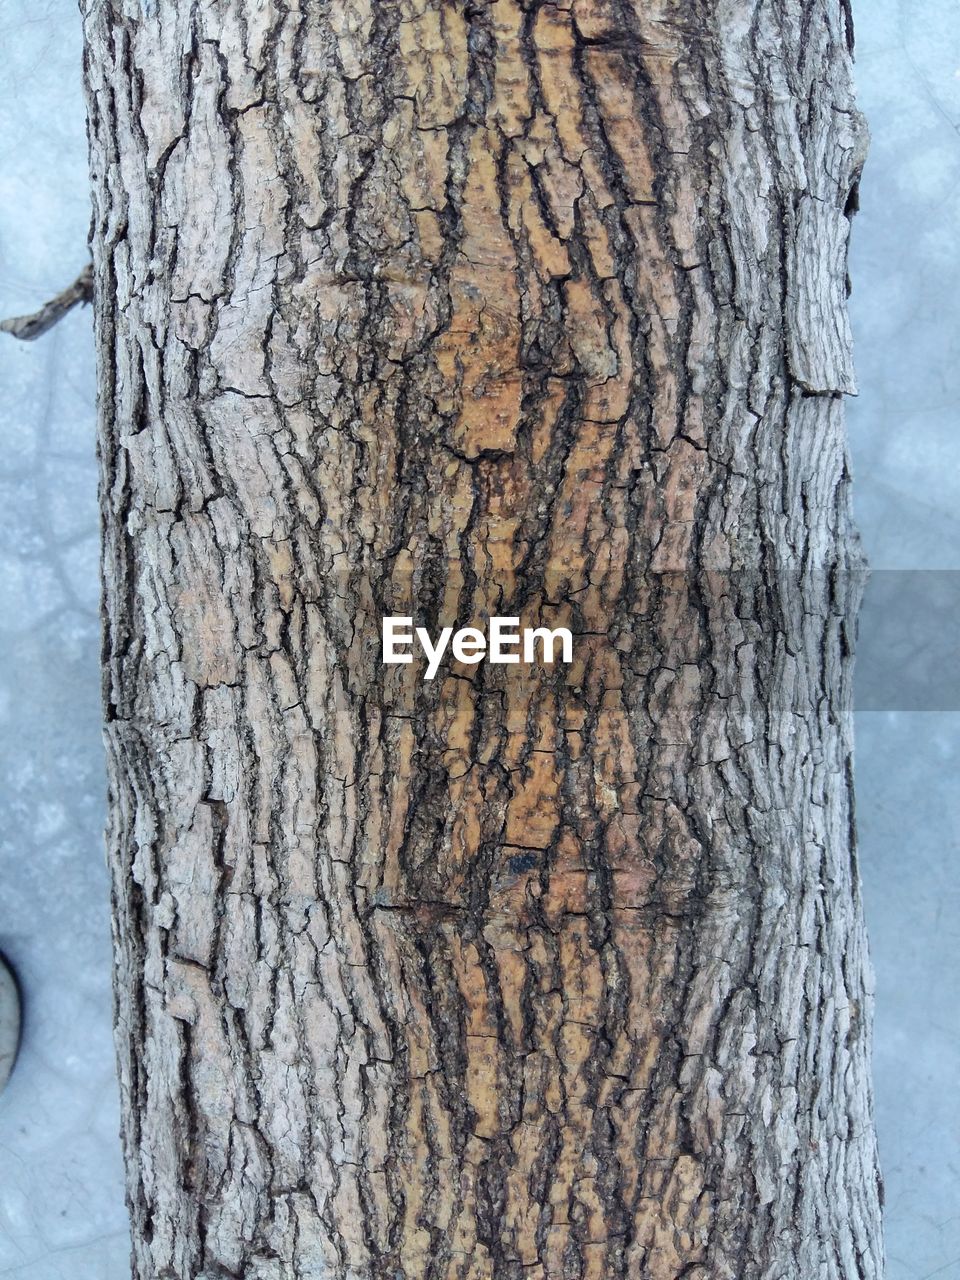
xmin=0 ymin=2 xmax=956 ymax=1277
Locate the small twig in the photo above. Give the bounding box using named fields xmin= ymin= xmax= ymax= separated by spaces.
xmin=0 ymin=263 xmax=93 ymax=341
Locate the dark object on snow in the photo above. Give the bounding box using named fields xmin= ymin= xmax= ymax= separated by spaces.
xmin=0 ymin=952 xmax=21 ymax=1096
xmin=1 ymin=264 xmax=92 ymax=341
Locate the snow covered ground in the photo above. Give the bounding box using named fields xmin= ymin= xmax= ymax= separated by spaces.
xmin=847 ymin=5 xmax=960 ymax=1276
xmin=0 ymin=3 xmax=955 ymax=1277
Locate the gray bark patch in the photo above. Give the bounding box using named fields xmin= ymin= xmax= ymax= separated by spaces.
xmin=788 ymin=198 xmax=858 ymax=394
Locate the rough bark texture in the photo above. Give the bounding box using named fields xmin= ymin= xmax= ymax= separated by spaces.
xmin=83 ymin=1 xmax=882 ymax=1277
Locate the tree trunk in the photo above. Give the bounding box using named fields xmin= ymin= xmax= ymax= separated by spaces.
xmin=83 ymin=1 xmax=882 ymax=1277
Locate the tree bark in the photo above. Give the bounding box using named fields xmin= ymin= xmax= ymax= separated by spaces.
xmin=83 ymin=2 xmax=882 ymax=1277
